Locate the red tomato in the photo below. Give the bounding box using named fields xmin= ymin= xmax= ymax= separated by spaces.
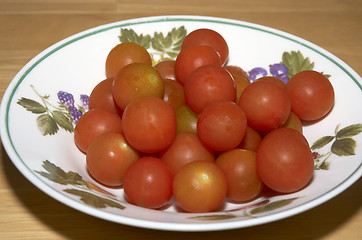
xmin=74 ymin=109 xmax=122 ymax=153
xmin=197 ymin=101 xmax=247 ymax=151
xmin=88 ymin=78 xmax=122 ymax=115
xmin=86 ymin=132 xmax=139 ymax=187
xmin=184 ymin=64 xmax=236 ymax=114
xmin=286 ymin=70 xmax=334 ymax=121
xmin=123 ymin=157 xmax=173 ymax=209
xmin=238 ymin=126 xmax=262 ymax=151
xmin=175 ymin=105 xmax=199 ymax=134
xmin=239 ymin=81 xmax=291 ymax=131
xmin=254 ymin=76 xmax=286 ymax=88
xmin=154 ymin=60 xmax=176 ymax=80
xmin=181 ymin=28 xmax=229 ymax=65
xmin=160 ymin=132 xmax=215 ymax=175
xmin=112 ymin=62 xmax=164 ymax=110
xmin=173 ymin=161 xmax=227 ymax=213
xmin=175 ymin=45 xmax=221 ymax=85
xmin=162 ymin=78 xmax=185 ymax=112
xmin=256 ymin=127 xmax=314 ymax=193
xmin=105 ymin=42 xmax=152 ymax=78
xmin=216 ymin=149 xmax=263 ymax=202
xmin=121 ymin=96 xmax=177 ymax=153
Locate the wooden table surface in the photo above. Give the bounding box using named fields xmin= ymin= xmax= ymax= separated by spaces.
xmin=0 ymin=0 xmax=361 ymax=239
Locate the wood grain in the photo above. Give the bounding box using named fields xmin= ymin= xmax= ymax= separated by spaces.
xmin=0 ymin=0 xmax=361 ymax=239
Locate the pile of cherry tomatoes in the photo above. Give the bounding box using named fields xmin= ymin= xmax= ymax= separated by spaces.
xmin=74 ymin=28 xmax=335 ymax=213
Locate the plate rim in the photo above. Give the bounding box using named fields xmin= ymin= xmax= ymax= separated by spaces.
xmin=1 ymin=15 xmax=361 ymax=232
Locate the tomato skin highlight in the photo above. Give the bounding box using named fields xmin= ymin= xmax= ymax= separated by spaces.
xmin=256 ymin=128 xmax=314 ymax=193
xmin=86 ymin=132 xmax=139 ymax=187
xmin=173 ymin=161 xmax=227 ymax=213
xmin=123 ymin=157 xmax=173 ymax=209
xmin=286 ymin=70 xmax=334 ymax=121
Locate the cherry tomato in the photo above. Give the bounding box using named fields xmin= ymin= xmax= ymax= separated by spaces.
xmin=121 ymin=96 xmax=177 ymax=153
xmin=123 ymin=157 xmax=173 ymax=209
xmin=154 ymin=60 xmax=176 ymax=80
xmin=184 ymin=64 xmax=236 ymax=114
xmin=216 ymin=149 xmax=263 ymax=202
xmin=160 ymin=132 xmax=215 ymax=175
xmin=224 ymin=65 xmax=250 ymax=81
xmin=162 ymin=78 xmax=185 ymax=112
xmin=256 ymin=127 xmax=314 ymax=193
xmin=105 ymin=42 xmax=152 ymax=78
xmin=282 ymin=111 xmax=303 ymax=133
xmin=254 ymin=76 xmax=286 ymax=88
xmin=86 ymin=132 xmax=139 ymax=186
xmin=175 ymin=105 xmax=198 ymax=134
xmin=88 ymin=78 xmax=122 ymax=116
xmin=239 ymin=81 xmax=291 ymax=131
xmin=181 ymin=28 xmax=229 ymax=65
xmin=238 ymin=126 xmax=262 ymax=151
xmin=175 ymin=45 xmax=221 ymax=85
xmin=112 ymin=62 xmax=164 ymax=110
xmin=173 ymin=161 xmax=227 ymax=213
xmin=197 ymin=101 xmax=247 ymax=151
xmin=74 ymin=109 xmax=122 ymax=153
xmin=286 ymin=70 xmax=334 ymax=121
xmin=231 ymin=74 xmax=250 ymax=104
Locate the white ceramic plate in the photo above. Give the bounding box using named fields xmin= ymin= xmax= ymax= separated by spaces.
xmin=1 ymin=15 xmax=361 ymax=232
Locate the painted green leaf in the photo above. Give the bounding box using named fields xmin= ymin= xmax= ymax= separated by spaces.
xmin=281 ymin=51 xmax=315 ymax=78
xmin=36 ymin=160 xmax=87 ymax=186
xmin=321 ymin=72 xmax=331 ymax=78
xmin=331 ymin=138 xmax=356 ymax=156
xmin=58 ymin=103 xmax=73 ymax=119
xmin=311 ymin=136 xmax=335 ymax=150
xmin=64 ymin=189 xmax=125 ymax=210
xmin=249 ymin=197 xmax=298 ymax=215
xmin=336 ymin=124 xmax=362 ymax=140
xmin=37 ymin=114 xmax=59 ymax=135
xmin=151 ymin=26 xmax=187 ymax=58
xmin=189 ymin=213 xmax=237 ymax=221
xmin=119 ymin=28 xmax=152 ymax=49
xmin=17 ymin=97 xmax=47 ymax=114
xmin=318 ymin=161 xmax=330 ymax=170
xmin=52 ymin=110 xmax=74 ymax=132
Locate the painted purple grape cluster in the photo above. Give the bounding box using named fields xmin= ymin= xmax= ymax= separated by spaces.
xmin=269 ymin=63 xmax=289 ymax=83
xmin=248 ymin=67 xmax=268 ymax=81
xmin=57 ymin=91 xmax=74 ymax=106
xmin=80 ymin=94 xmax=90 ymax=111
xmin=248 ymin=63 xmax=289 ymax=83
xmin=57 ymin=91 xmax=88 ymax=124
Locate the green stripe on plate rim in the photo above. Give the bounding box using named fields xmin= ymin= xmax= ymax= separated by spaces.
xmin=3 ymin=16 xmax=362 ymax=222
